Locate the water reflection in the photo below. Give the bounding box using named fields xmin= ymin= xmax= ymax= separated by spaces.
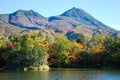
xmin=0 ymin=69 xmax=120 ymax=80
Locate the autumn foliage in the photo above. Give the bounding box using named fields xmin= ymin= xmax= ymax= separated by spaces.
xmin=0 ymin=32 xmax=120 ymax=69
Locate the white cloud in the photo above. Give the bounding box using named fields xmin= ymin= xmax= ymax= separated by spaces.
xmin=108 ymin=24 xmax=120 ymax=31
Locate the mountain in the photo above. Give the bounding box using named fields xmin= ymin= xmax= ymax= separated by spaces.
xmin=9 ymin=10 xmax=48 ymax=29
xmin=0 ymin=7 xmax=119 ymax=39
xmin=61 ymin=7 xmax=106 ymax=27
xmin=49 ymin=7 xmax=116 ymax=37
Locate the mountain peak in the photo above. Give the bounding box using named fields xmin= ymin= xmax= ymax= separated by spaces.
xmin=61 ymin=7 xmax=107 ymax=28
xmin=71 ymin=7 xmax=79 ymax=10
xmin=15 ymin=9 xmax=33 ymax=14
xmin=13 ymin=9 xmax=44 ymax=18
xmin=61 ymin=7 xmax=85 ymax=17
xmin=15 ymin=9 xmax=35 ymax=13
xmin=8 ymin=9 xmax=48 ymax=29
xmin=16 ymin=9 xmax=37 ymax=14
xmin=70 ymin=7 xmax=83 ymax=11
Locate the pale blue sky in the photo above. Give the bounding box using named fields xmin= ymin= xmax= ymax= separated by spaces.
xmin=0 ymin=0 xmax=120 ymax=30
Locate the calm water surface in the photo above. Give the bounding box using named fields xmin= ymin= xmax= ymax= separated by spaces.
xmin=0 ymin=68 xmax=120 ymax=80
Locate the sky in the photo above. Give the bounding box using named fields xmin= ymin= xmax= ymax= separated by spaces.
xmin=0 ymin=0 xmax=120 ymax=30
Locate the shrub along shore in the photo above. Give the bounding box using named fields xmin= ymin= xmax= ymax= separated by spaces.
xmin=0 ymin=31 xmax=120 ymax=71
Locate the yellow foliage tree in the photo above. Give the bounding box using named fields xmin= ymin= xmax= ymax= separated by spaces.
xmin=0 ymin=34 xmax=3 ymax=48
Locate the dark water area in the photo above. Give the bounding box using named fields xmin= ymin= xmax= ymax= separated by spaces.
xmin=0 ymin=68 xmax=120 ymax=80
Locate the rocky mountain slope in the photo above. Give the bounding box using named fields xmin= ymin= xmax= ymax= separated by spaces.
xmin=0 ymin=7 xmax=119 ymax=39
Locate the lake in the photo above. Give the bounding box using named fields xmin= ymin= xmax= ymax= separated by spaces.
xmin=0 ymin=68 xmax=120 ymax=80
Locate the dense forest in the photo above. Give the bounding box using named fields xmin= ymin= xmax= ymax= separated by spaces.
xmin=0 ymin=31 xmax=120 ymax=70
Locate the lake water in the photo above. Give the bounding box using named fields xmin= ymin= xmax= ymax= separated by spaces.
xmin=0 ymin=68 xmax=120 ymax=80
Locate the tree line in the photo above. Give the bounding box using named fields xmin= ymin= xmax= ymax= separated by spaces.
xmin=0 ymin=31 xmax=120 ymax=70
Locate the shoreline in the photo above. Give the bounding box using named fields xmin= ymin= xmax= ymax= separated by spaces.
xmin=1 ymin=67 xmax=120 ymax=72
